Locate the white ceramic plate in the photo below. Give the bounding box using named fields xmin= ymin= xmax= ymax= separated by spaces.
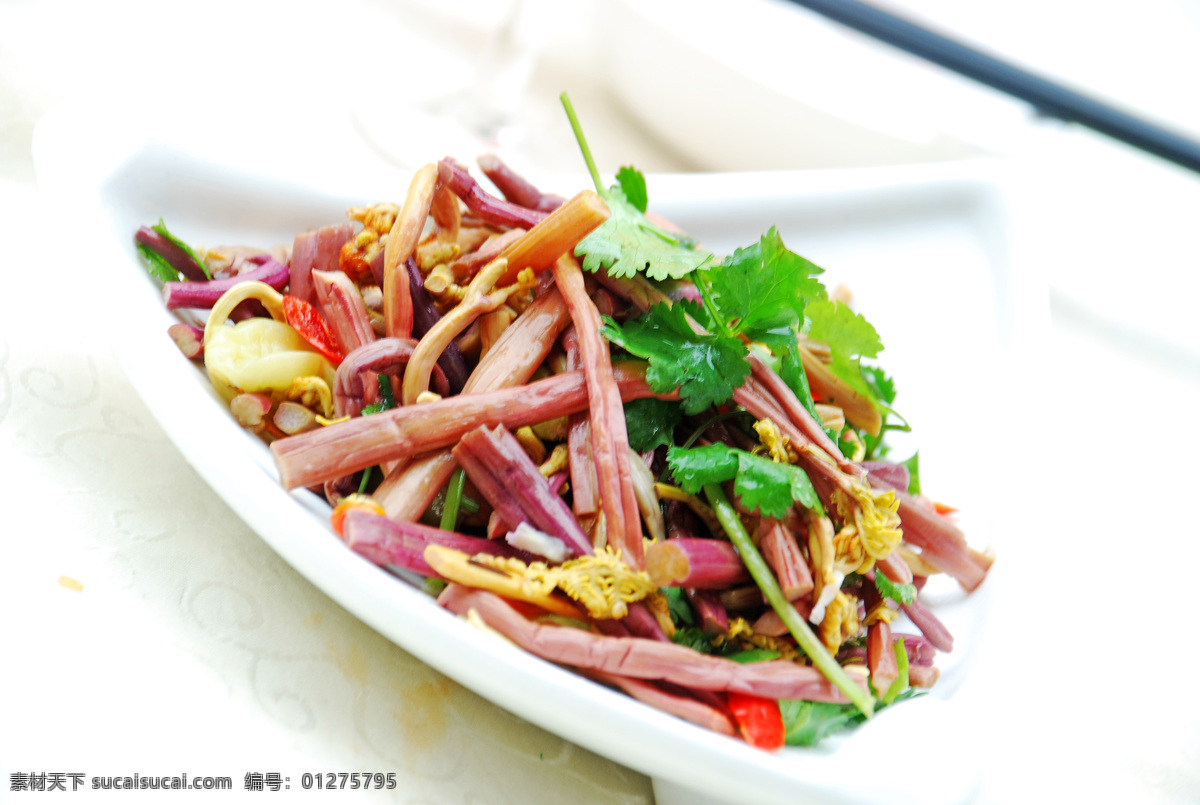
xmin=34 ymin=93 xmax=1033 ymax=805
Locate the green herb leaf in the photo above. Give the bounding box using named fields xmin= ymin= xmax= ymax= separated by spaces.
xmin=575 ymin=187 xmax=713 ymax=280
xmin=662 ymin=587 xmax=695 ymax=626
xmin=603 ymin=301 xmax=748 ymax=415
xmin=779 ymin=700 xmax=867 ymax=747
xmin=561 ymin=93 xmax=711 ymax=281
xmin=882 ymin=635 xmax=910 ymax=705
xmin=138 ymin=218 xmax=210 ymax=281
xmin=136 ymin=241 xmax=183 ymax=283
xmin=615 ymin=166 xmax=647 ymax=213
xmin=671 ymin=626 xmax=717 ymax=654
xmin=732 ymin=450 xmax=820 ymax=516
xmin=900 ymin=451 xmax=921 ymax=495
xmin=698 ymin=227 xmax=826 ymax=342
xmin=624 ymin=398 xmax=684 ymax=453
xmin=665 ymin=443 xmax=740 ymax=493
xmin=154 ymin=219 xmax=211 ymax=279
xmin=726 ymin=648 xmax=781 ymax=664
xmin=874 ymin=570 xmax=917 ymax=605
xmin=861 ymin=364 xmax=897 ymax=406
xmin=667 ymin=443 xmax=819 ymax=517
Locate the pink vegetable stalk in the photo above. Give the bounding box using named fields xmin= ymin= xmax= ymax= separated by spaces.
xmin=562 ymin=329 xmax=600 ymax=518
xmin=743 ymin=356 xmax=992 ymax=593
xmin=291 ymin=223 xmax=353 ymax=305
xmin=372 ymin=286 xmax=573 ymax=522
xmin=271 ymin=363 xmax=666 ymax=494
xmin=477 ymin=154 xmax=565 ymax=213
xmin=620 ymin=602 xmax=671 ymax=643
xmin=893 ymin=491 xmax=992 ymax=592
xmin=752 ymin=600 xmax=814 ymax=637
xmin=312 ymin=269 xmax=375 ymax=355
xmin=135 ymin=225 xmax=209 ymax=281
xmin=332 ymin=338 xmax=447 ymax=418
xmin=758 ymin=519 xmax=814 ymax=601
xmin=438 ymin=584 xmax=863 ymax=702
xmin=584 ymin=670 xmax=736 ymax=736
xmin=452 ymin=425 xmax=592 ymax=558
xmin=861 ymin=460 xmax=911 ymax=493
xmin=867 ymin=621 xmax=899 ymax=695
xmin=438 ymin=158 xmax=548 ymax=230
xmin=161 ymin=255 xmax=289 ymax=310
xmin=383 ymin=164 xmax=438 ymax=340
xmin=646 ymin=538 xmax=752 ymax=590
xmin=686 ymin=588 xmax=730 ymax=635
xmin=343 ymin=510 xmax=530 ymax=576
xmin=900 ymin=596 xmax=955 ymax=653
xmin=553 ymin=255 xmax=644 ymax=569
xmin=168 ymin=323 xmax=204 ymax=360
xmin=488 ymin=471 xmax=569 ymax=538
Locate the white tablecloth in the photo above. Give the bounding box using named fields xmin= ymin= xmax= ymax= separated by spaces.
xmin=3 ymin=1 xmax=1199 ymax=803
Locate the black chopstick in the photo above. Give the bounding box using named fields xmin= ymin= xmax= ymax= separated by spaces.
xmin=782 ymin=0 xmax=1200 ymax=174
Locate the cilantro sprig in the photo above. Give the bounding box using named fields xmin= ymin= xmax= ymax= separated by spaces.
xmin=874 ymin=570 xmax=917 ymax=605
xmin=667 ymin=443 xmax=819 ymax=518
xmin=603 ymin=227 xmax=830 ymax=416
xmin=561 ymin=93 xmax=712 ymax=280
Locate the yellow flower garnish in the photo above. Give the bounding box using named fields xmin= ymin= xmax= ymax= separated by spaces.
xmin=428 ymin=544 xmax=656 ymax=620
xmin=832 ymin=480 xmax=902 ymax=562
xmin=818 ymin=592 xmax=860 ymax=653
xmin=753 ymin=418 xmax=799 ymax=464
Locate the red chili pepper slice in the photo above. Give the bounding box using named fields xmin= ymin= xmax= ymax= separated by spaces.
xmin=933 ymin=501 xmax=958 ymax=515
xmin=727 ymin=691 xmax=785 ymax=751
xmin=282 ymin=294 xmax=343 ymax=364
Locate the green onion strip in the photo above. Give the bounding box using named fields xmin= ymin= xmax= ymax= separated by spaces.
xmin=439 ymin=469 xmax=468 ymax=532
xmin=702 ymin=483 xmax=875 ymax=718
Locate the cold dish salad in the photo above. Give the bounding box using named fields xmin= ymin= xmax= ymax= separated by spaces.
xmin=136 ymin=95 xmax=993 ymax=750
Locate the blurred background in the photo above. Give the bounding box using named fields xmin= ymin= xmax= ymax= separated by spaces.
xmin=3 ymin=1 xmax=1198 ymax=803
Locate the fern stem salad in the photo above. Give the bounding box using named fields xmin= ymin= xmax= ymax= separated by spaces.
xmin=135 ymin=93 xmax=993 ymax=750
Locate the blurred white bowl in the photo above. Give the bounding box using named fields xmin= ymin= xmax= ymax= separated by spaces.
xmin=600 ymin=0 xmax=1030 ymax=170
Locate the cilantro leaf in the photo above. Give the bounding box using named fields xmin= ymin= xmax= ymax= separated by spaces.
xmin=874 ymin=571 xmax=917 ymax=605
xmin=671 ymin=626 xmax=727 ymax=655
xmin=667 ymin=443 xmax=819 ymax=518
xmin=623 ymin=398 xmax=683 ymax=453
xmin=137 ymin=218 xmax=211 ymax=282
xmin=861 ymin=364 xmax=896 ymax=406
xmin=732 ymin=450 xmax=820 ymax=516
xmin=154 ymin=219 xmax=211 ymax=279
xmin=665 ymin=443 xmax=740 ymax=493
xmin=575 ymin=186 xmax=713 ymax=280
xmin=859 ymin=365 xmax=911 ymax=460
xmin=136 ymin=241 xmax=183 ymax=283
xmin=805 ymin=299 xmax=883 ymax=361
xmin=777 ymin=341 xmax=840 ymax=444
xmin=561 ymin=93 xmax=711 ymax=280
xmin=602 ymin=301 xmax=748 ymax=415
xmin=900 ymin=451 xmax=921 ymax=495
xmin=698 ymin=227 xmax=826 ymax=341
xmin=615 ymin=166 xmax=647 ymax=213
xmin=804 ymin=299 xmax=885 ymax=409
xmin=662 ymin=586 xmax=695 ymax=626
xmin=779 ymin=700 xmax=867 ymax=747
